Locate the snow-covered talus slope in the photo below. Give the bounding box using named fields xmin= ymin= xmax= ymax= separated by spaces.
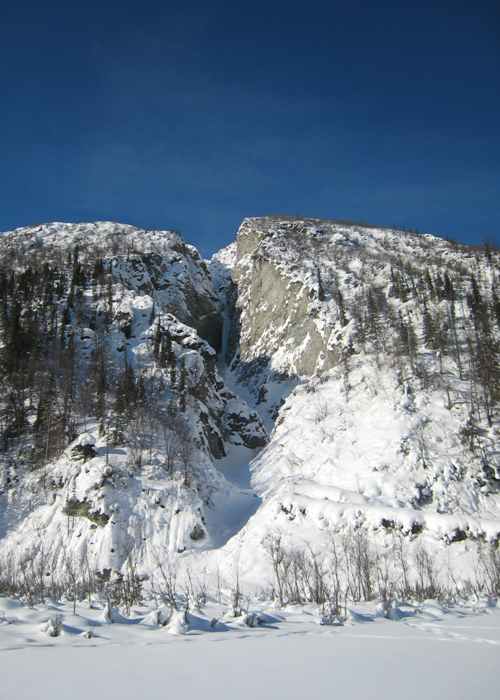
xmin=245 ymin=359 xmax=500 ymax=537
xmin=0 ymin=427 xmax=263 ymax=578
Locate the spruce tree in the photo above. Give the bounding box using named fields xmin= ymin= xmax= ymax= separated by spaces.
xmin=178 ymin=357 xmax=187 ymax=412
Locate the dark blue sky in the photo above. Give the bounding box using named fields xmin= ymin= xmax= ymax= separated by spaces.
xmin=1 ymin=0 xmax=498 ymax=257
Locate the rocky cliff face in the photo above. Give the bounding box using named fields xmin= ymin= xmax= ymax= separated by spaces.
xmin=111 ymin=246 xmax=222 ymax=352
xmin=0 ymin=221 xmax=223 ymax=350
xmin=222 ymin=218 xmax=341 ymax=388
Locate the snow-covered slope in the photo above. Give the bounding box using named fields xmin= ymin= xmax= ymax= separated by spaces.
xmin=208 ymin=217 xmax=500 ymax=589
xmin=1 ymin=216 xmax=500 ymax=602
xmin=0 ymin=221 xmax=265 ymax=579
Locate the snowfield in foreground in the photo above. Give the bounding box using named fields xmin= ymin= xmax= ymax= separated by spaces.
xmin=1 ymin=596 xmax=499 ymax=700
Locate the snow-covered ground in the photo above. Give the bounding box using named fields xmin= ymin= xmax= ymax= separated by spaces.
xmin=1 ymin=595 xmax=499 ymax=700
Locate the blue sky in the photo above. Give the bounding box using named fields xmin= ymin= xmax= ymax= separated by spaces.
xmin=1 ymin=0 xmax=498 ymax=257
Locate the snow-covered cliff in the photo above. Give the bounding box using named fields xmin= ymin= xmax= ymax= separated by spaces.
xmin=1 ymin=216 xmax=500 ymax=597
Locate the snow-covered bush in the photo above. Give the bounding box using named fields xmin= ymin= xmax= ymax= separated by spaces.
xmin=43 ymin=613 xmax=64 ymax=637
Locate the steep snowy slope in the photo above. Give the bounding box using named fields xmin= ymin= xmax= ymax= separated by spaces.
xmin=0 ymin=222 xmax=265 ymax=580
xmin=209 ymin=217 xmax=500 ymax=589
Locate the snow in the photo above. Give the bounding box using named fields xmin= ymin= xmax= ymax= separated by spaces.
xmin=2 ymin=216 xmax=500 ymax=697
xmin=77 ymin=433 xmax=96 ymax=447
xmin=3 ymin=216 xmax=497 ymax=588
xmin=0 ymin=596 xmax=499 ymax=699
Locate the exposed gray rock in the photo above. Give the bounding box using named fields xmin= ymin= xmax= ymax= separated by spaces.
xmin=189 ymin=524 xmax=205 ymax=540
xmin=225 ymin=218 xmax=341 ymax=392
xmin=62 ymin=498 xmax=109 ymax=527
xmin=111 ymin=249 xmax=223 ymax=351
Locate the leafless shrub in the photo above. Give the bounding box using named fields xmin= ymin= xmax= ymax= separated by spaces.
xmin=374 ymin=541 xmax=400 ymax=616
xmin=285 ymin=451 xmax=304 ymax=476
xmin=414 ymin=542 xmax=442 ymax=600
xmin=263 ymin=530 xmax=287 ymax=607
xmin=321 ymin=531 xmax=345 ymax=618
xmin=392 ymin=530 xmax=412 ymax=600
xmin=44 ymin=612 xmax=64 ymax=637
xmin=341 ymin=528 xmax=377 ymax=602
xmin=83 ymin=623 xmax=96 ymax=639
xmin=148 ymin=545 xmax=179 ymax=612
xmin=311 ymin=398 xmax=330 ymax=424
xmin=183 ymin=566 xmax=208 ymax=607
xmin=161 ymin=421 xmax=181 ymax=475
xmin=475 ymin=539 xmax=500 ymax=597
xmin=231 ymin=543 xmax=244 ymax=617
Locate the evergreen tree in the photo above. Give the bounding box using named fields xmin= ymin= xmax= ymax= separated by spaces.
xmin=316 ymin=269 xmax=326 ymax=302
xmin=335 ymin=289 xmax=348 ymax=327
xmin=94 ymin=352 xmax=107 ymax=424
xmin=159 ymin=330 xmax=173 ymax=368
xmin=33 ymin=374 xmax=57 ymax=465
xmin=152 ymin=320 xmax=162 ymax=359
xmin=178 ymin=357 xmax=187 ymax=412
xmin=491 ymin=283 xmax=500 ymax=329
xmin=424 ymin=270 xmax=435 ymax=301
xmin=398 ymin=312 xmax=417 ymax=367
xmin=114 ymin=356 xmax=137 ymax=442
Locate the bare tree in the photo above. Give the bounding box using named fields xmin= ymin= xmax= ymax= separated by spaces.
xmin=263 ymin=530 xmax=287 ymax=607
xmin=161 ymin=418 xmax=181 ymax=476
xmin=414 ymin=541 xmax=441 ymax=600
xmin=148 ymin=544 xmax=179 ymax=613
xmin=174 ymin=419 xmax=195 ymax=487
